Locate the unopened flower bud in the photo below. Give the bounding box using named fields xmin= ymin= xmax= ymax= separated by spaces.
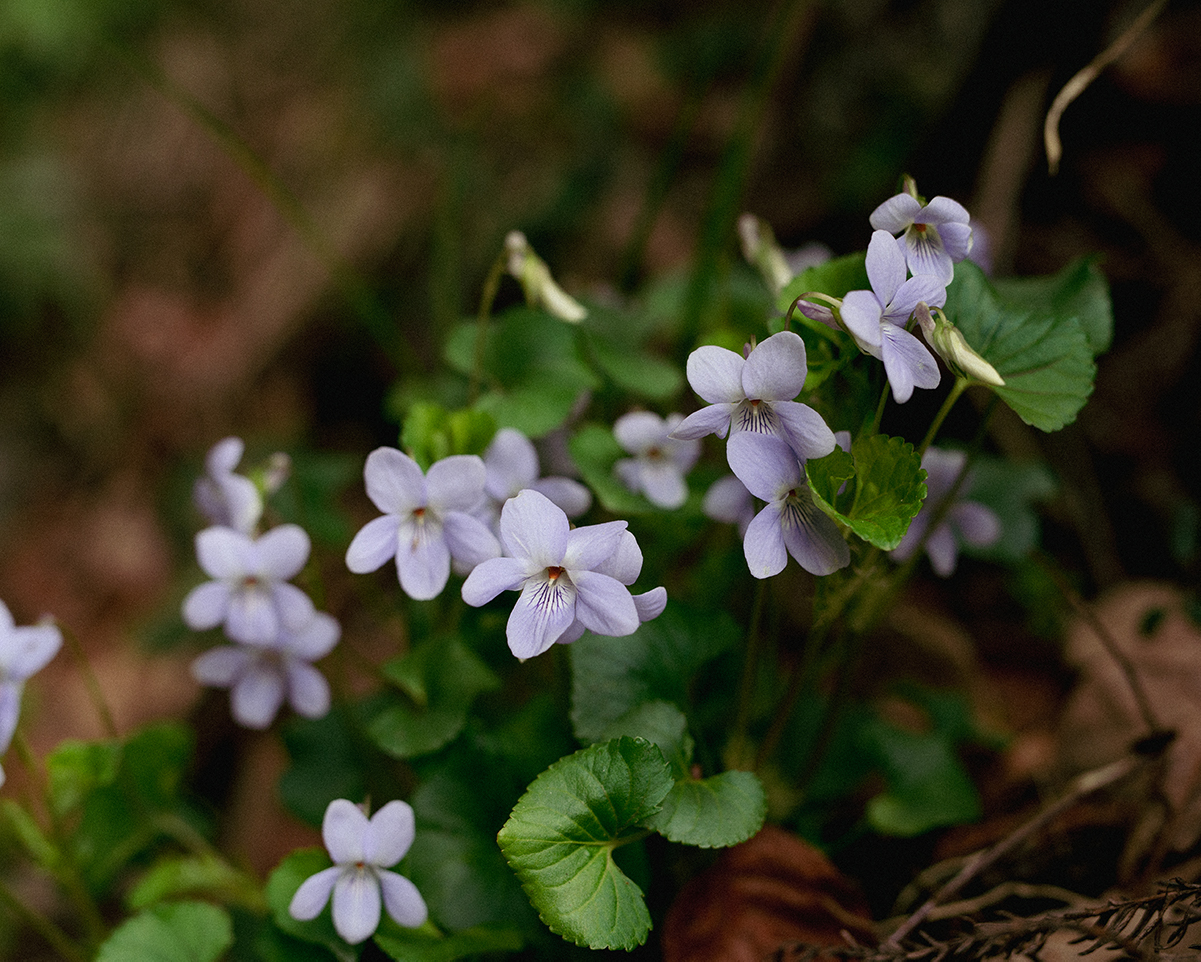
xmin=738 ymin=214 xmax=794 ymax=295
xmin=504 ymin=231 xmax=587 ymax=323
xmin=915 ymin=303 xmax=1004 ymax=386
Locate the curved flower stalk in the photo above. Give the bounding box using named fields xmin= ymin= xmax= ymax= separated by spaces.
xmin=290 ymin=798 xmax=427 ymax=945
xmin=183 ymin=525 xmax=315 ymax=645
xmin=726 ymin=433 xmax=850 ymax=578
xmin=613 ymin=411 xmax=700 ymax=510
xmin=870 ymin=191 xmax=973 ymax=283
xmin=0 ymin=602 xmax=62 ymax=787
xmin=890 ymin=448 xmax=1001 ymax=576
xmin=345 ymin=448 xmax=500 ymax=600
xmin=479 ymin=427 xmax=591 ymax=533
xmin=191 ymin=608 xmax=340 ymax=729
xmin=841 ymin=230 xmax=947 ymax=404
xmin=670 ymin=331 xmax=836 ymax=463
xmin=461 ymin=490 xmax=658 ymax=660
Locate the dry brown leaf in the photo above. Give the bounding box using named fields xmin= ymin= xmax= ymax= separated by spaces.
xmin=662 ymin=824 xmax=874 ymax=962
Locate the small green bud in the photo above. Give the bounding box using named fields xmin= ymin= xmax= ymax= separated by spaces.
xmin=504 ymin=231 xmax=587 ymax=323
xmin=737 ymin=213 xmax=793 ymax=295
xmin=915 ymin=302 xmax=1005 ymax=386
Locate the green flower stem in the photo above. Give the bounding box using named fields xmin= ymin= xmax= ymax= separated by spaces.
xmin=729 ymin=579 xmax=769 ymax=768
xmin=61 ymin=625 xmax=117 ymax=740
xmin=0 ymin=879 xmax=89 ymax=962
xmin=868 ymin=381 xmax=890 ymax=437
xmin=918 ymin=377 xmax=970 ymax=457
xmin=795 ymin=624 xmax=863 ymax=794
xmin=469 ymin=246 xmax=510 ymax=404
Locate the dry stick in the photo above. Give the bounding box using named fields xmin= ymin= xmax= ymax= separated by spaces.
xmin=885 ymin=751 xmax=1153 ymax=947
xmin=1044 ymin=0 xmax=1169 ymax=175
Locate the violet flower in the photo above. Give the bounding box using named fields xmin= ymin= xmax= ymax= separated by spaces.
xmin=0 ymin=602 xmax=62 ymax=787
xmin=289 ymin=798 xmax=427 ymax=945
xmin=726 ymin=433 xmax=849 ymax=578
xmin=183 ymin=525 xmax=314 ymax=645
xmin=890 ymin=448 xmax=1001 ymax=576
xmin=191 ymin=609 xmax=339 ymax=729
xmin=480 ymin=427 xmax=591 ymax=532
xmin=613 ymin=411 xmax=700 ymax=510
xmin=193 ymin=437 xmax=263 ymax=535
xmin=869 ymin=192 xmax=973 ymax=284
xmin=702 ymin=475 xmax=755 ymax=536
xmin=840 ymin=230 xmax=946 ymax=404
xmin=461 ymin=490 xmax=645 ymax=660
xmin=670 ymin=331 xmax=835 ymax=463
xmin=345 ymin=448 xmax=500 ymax=601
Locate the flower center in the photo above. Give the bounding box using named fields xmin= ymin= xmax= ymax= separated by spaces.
xmin=914 ymin=222 xmax=927 ymax=233
xmin=546 ymin=565 xmax=563 ymax=581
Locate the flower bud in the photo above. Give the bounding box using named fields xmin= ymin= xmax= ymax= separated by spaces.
xmin=504 ymin=231 xmax=587 ymax=323
xmin=738 ymin=214 xmax=794 ymax=295
xmin=915 ymin=303 xmax=1004 ymax=386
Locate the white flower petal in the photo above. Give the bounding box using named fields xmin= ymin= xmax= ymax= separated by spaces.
xmin=484 ymin=428 xmax=539 ymax=500
xmin=395 ymin=519 xmax=451 ymax=601
xmin=346 ymin=514 xmax=402 ymax=574
xmin=3 ymin=625 xmax=62 ymax=679
xmin=285 ymin=660 xmax=331 ymax=719
xmin=743 ymin=503 xmax=789 ymax=579
xmin=364 ymin=800 xmax=415 ymax=867
xmin=195 ymin=527 xmax=251 ymax=580
xmin=531 ymin=477 xmax=592 ymax=517
xmin=363 ymin=448 xmax=426 ymax=515
xmin=230 ymin=661 xmax=286 ymax=729
xmin=686 ymin=345 xmax=746 ymax=404
xmin=190 ymin=646 xmax=252 ymax=687
xmin=740 ymin=331 xmax=808 ymax=402
xmin=670 ymin=403 xmax=735 ymax=441
xmin=633 ymin=587 xmax=668 ymax=623
xmin=332 ymin=868 xmax=382 ymax=944
xmin=289 ymin=865 xmax=341 ymax=921
xmin=254 ymin=525 xmax=311 ymax=580
xmin=461 ymin=557 xmax=530 ymax=607
xmin=426 ymin=455 xmax=487 ymax=513
xmin=182 ymin=581 xmax=232 ymax=632
xmin=442 ymin=511 xmax=501 ymax=570
xmin=572 ymin=571 xmax=639 ymax=638
xmin=379 ymin=870 xmax=428 ymax=928
xmin=323 ymin=798 xmax=369 ymax=864
xmin=869 ymin=193 xmax=922 ymax=234
xmin=564 ymin=520 xmax=628 ymax=571
xmin=498 ymin=490 xmax=569 ymax=566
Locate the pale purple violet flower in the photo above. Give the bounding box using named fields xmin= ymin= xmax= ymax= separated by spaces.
xmin=461 ymin=490 xmax=644 ymax=660
xmin=193 ymin=437 xmax=263 ymax=535
xmin=726 ymin=433 xmax=849 ymax=578
xmin=289 ymin=798 xmax=427 ymax=945
xmin=703 ymin=475 xmax=755 ymax=536
xmin=480 ymin=427 xmax=591 ymax=532
xmin=890 ymin=448 xmax=1001 ymax=577
xmin=183 ymin=525 xmax=314 ymax=645
xmin=191 ymin=609 xmax=340 ymax=729
xmin=869 ymin=192 xmax=973 ymax=284
xmin=840 ymin=230 xmax=947 ymax=404
xmin=671 ymin=331 xmax=836 ymax=463
xmin=0 ymin=602 xmax=62 ymax=787
xmin=614 ymin=412 xmax=700 ymax=510
xmin=345 ymin=448 xmax=500 ymax=601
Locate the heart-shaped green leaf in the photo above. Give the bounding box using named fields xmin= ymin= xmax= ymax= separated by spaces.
xmin=643 ymin=770 xmax=767 ymax=848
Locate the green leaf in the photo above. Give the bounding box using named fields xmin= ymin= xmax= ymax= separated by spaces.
xmin=279 ymin=708 xmax=369 ymax=827
xmin=496 ymin=737 xmax=674 ymax=949
xmin=373 ymin=924 xmax=525 ymax=962
xmin=570 ymin=603 xmax=739 ymax=743
xmin=96 ymin=901 xmax=233 ymax=962
xmin=993 ymin=255 xmax=1112 ymax=355
xmin=368 ymin=636 xmax=501 ymax=759
xmin=946 ymin=262 xmax=1096 ymax=432
xmin=567 ymin=422 xmax=657 ymax=515
xmin=598 ymin=700 xmax=694 ymax=777
xmin=400 ymin=403 xmax=497 ymax=470
xmin=0 ymin=799 xmax=58 ymax=866
xmin=266 ymin=849 xmax=359 ymax=962
xmin=126 ymin=854 xmax=262 ymax=912
xmin=807 ymin=435 xmax=926 ymax=550
xmin=45 ymin=738 xmax=121 ymax=818
xmin=643 ymin=770 xmax=766 ymax=848
xmin=586 ymin=333 xmax=683 ymax=399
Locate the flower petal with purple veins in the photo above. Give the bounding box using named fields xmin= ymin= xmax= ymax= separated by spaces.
xmin=743 ymin=502 xmax=789 ymax=579
xmin=508 ymin=574 xmax=578 ymax=660
xmin=780 ymin=497 xmax=851 ymax=576
xmin=572 ymin=570 xmax=639 ymax=637
xmin=498 ymin=489 xmax=569 ymax=566
xmin=881 ymin=325 xmax=941 ymax=404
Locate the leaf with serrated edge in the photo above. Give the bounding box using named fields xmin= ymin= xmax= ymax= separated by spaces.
xmin=497 ymin=737 xmax=673 ymax=950
xmin=643 ymin=770 xmax=767 ymax=848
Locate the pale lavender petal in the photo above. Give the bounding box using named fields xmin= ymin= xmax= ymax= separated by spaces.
xmin=3 ymin=625 xmax=62 ymax=679
xmin=195 ymin=527 xmax=251 ymax=580
xmin=951 ymin=501 xmax=1002 ymax=548
xmin=564 ymin=520 xmax=628 ymax=571
xmin=364 ymin=800 xmax=415 ymax=867
xmin=884 ymin=274 xmax=947 ymax=325
xmin=379 ymin=870 xmax=428 ymax=928
xmin=891 ymin=512 xmax=928 ymax=562
xmin=670 ymin=403 xmax=735 ymax=441
xmin=614 ymin=458 xmax=641 ymax=494
xmin=703 ymin=475 xmax=752 ymax=527
xmin=903 ymin=228 xmax=954 ymax=283
xmin=532 ymin=477 xmax=592 ymax=517
xmin=461 ymin=557 xmax=531 ymax=606
xmin=865 ymin=230 xmax=907 ymax=307
xmin=484 ymin=428 xmax=539 ymax=500
xmin=323 ymin=798 xmax=369 ymax=864
xmin=281 ymin=611 xmax=340 ymax=660
xmin=0 ymin=602 xmax=12 ymax=633
xmin=795 ymin=299 xmax=838 ymax=329
xmin=727 ymin=432 xmax=800 ymax=503
xmin=881 ymin=325 xmax=941 ymax=403
xmin=363 ymin=448 xmax=426 ymax=516
xmin=254 ymin=525 xmax=311 ymax=580
xmin=289 ymin=866 xmax=341 ymax=921
xmin=182 ymin=581 xmax=231 ymax=631
xmin=743 ymin=503 xmax=789 ymax=579
xmin=219 ymin=475 xmax=263 ymax=535
xmin=939 ymin=221 xmax=973 ymax=262
xmin=346 ymin=514 xmax=402 ymax=574
xmin=284 ymin=660 xmax=331 ymax=719
xmin=686 ymin=345 xmax=746 ymax=403
xmin=781 ymin=501 xmax=850 ymax=575
xmin=395 ymin=520 xmax=450 ymax=601
xmin=669 ymin=432 xmax=701 ymax=472
xmin=554 ymin=620 xmax=588 ymax=646
xmin=272 ymin=583 xmax=316 ymax=637
xmin=774 ymin=401 xmax=837 ymax=461
xmin=507 ymin=577 xmax=577 ymax=660
xmin=0 ymin=683 xmax=22 ymax=754
xmin=332 ymin=869 xmax=382 ymax=944
xmin=839 ymin=291 xmax=884 ymax=354
xmin=613 ymin=411 xmax=668 ymax=454
xmin=230 ymin=661 xmax=286 ymax=729
xmin=190 ymin=646 xmax=252 ymax=687
xmin=442 ymin=511 xmax=501 ymax=569
xmin=426 ymin=455 xmax=487 ymax=513
xmin=633 ymin=586 xmax=667 ymax=622
xmin=921 ymin=195 xmax=970 ymax=226
xmin=206 ymin=437 xmax=244 ymax=475
xmin=740 ymin=331 xmax=808 ymax=402
xmin=638 ymin=461 xmax=688 ymax=509
xmin=869 ymin=193 xmax=922 ymax=233
xmin=499 ymin=490 xmax=569 ymax=565
xmin=593 ymin=530 xmax=643 ymax=585
xmin=572 ymin=571 xmax=639 ymax=637
xmin=925 ymin=524 xmax=959 ymax=577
